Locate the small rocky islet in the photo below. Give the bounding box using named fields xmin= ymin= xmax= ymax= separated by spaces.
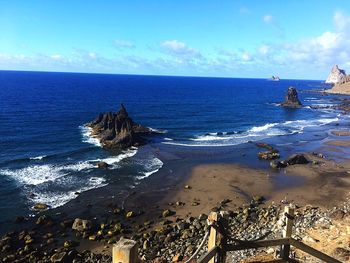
xmin=87 ymin=104 xmax=155 ymax=149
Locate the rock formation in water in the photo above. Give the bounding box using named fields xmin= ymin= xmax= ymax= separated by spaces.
xmin=326 ymin=65 xmax=346 ymax=84
xmin=87 ymin=104 xmax=152 ymax=149
xmin=281 ymin=87 xmax=302 ymax=108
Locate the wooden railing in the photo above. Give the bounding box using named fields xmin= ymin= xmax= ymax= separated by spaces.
xmin=198 ymin=205 xmax=341 ymax=263
xmin=112 ymin=205 xmax=341 ymax=263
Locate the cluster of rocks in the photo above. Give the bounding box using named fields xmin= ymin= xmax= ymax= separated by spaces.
xmin=270 ymin=154 xmax=309 ymax=169
xmin=255 ymin=142 xmax=280 ymax=160
xmin=87 ymin=104 xmax=154 ymax=149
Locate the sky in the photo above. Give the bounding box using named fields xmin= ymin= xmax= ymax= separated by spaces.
xmin=1 ymin=1 xmax=350 ymax=79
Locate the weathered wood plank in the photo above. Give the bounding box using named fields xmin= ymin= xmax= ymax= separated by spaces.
xmin=197 ymin=246 xmax=218 ymax=263
xmin=224 ymin=238 xmax=290 ymax=251
xmin=290 ymin=238 xmax=341 ymax=263
xmin=208 ymin=212 xmax=218 ymax=263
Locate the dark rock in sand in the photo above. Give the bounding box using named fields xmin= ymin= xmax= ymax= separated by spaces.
xmin=270 ymin=154 xmax=308 ymax=169
xmin=87 ymin=104 xmax=154 ymax=149
xmin=285 ymin=154 xmax=309 ymax=165
xmin=281 ymin=87 xmax=302 ymax=108
xmin=270 ymin=160 xmax=287 ymax=169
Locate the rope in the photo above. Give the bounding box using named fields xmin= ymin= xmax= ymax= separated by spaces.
xmin=184 ymin=226 xmax=211 ymax=263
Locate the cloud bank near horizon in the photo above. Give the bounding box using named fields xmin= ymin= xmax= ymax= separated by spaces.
xmin=1 ymin=11 xmax=349 ymax=79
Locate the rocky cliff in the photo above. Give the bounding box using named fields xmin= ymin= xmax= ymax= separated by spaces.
xmin=281 ymin=87 xmax=302 ymax=108
xmin=87 ymin=104 xmax=152 ymax=149
xmin=325 ymin=65 xmax=346 ymax=84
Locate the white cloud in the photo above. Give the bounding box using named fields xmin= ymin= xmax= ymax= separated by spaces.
xmin=263 ymin=14 xmax=273 ymax=23
xmin=160 ymin=40 xmax=201 ymax=58
xmin=50 ymin=54 xmax=61 ymax=60
xmin=258 ymin=45 xmax=270 ymax=55
xmin=241 ymin=52 xmax=252 ymax=61
xmin=114 ymin=39 xmax=135 ymax=49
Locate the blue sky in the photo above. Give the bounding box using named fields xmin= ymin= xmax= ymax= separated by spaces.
xmin=1 ymin=1 xmax=350 ymax=79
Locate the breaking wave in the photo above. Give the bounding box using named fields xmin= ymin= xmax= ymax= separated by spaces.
xmin=163 ymin=117 xmax=339 ymax=147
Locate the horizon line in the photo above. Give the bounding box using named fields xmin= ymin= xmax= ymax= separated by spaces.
xmin=0 ymin=69 xmax=323 ymax=82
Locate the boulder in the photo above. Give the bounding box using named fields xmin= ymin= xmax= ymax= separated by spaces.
xmin=72 ymin=218 xmax=92 ymax=232
xmin=97 ymin=161 xmax=109 ymax=169
xmin=285 ymin=154 xmax=309 ymax=165
xmin=281 ymin=87 xmax=302 ymax=108
xmin=270 ymin=160 xmax=287 ymax=169
xmin=87 ymin=104 xmax=155 ymax=149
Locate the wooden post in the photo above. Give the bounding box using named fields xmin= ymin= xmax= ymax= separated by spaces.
xmin=112 ymin=237 xmax=139 ymax=263
xmin=217 ymin=212 xmax=228 ymax=263
xmin=207 ymin=211 xmax=228 ymax=263
xmin=208 ymin=212 xmax=218 ymax=263
xmin=280 ymin=205 xmax=295 ymax=260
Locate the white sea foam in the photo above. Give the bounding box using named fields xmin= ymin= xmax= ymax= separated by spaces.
xmin=29 ymin=177 xmax=107 ymax=209
xmin=0 ymin=161 xmax=96 ymax=186
xmin=91 ymin=148 xmax=138 ymax=168
xmin=162 ymin=117 xmax=339 ymax=147
xmin=164 ymin=137 xmax=173 ymax=141
xmin=136 ymin=157 xmax=163 ymax=180
xmin=30 ymin=155 xmax=46 ymax=160
xmin=248 ymin=123 xmax=278 ymax=133
xmin=148 ymin=127 xmax=167 ymax=134
xmin=80 ymin=126 xmax=101 ymax=147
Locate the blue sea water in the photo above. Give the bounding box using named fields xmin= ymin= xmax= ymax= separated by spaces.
xmin=0 ymin=70 xmax=344 ymax=224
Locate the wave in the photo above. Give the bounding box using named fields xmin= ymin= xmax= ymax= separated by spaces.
xmin=0 ymin=161 xmax=95 ymax=186
xmin=80 ymin=126 xmax=101 ymax=147
xmin=1 ymin=148 xmax=138 ymax=186
xmin=90 ymin=148 xmax=138 ymax=168
xmin=29 ymin=177 xmax=107 ymax=209
xmin=136 ymin=157 xmax=163 ymax=180
xmin=148 ymin=127 xmax=167 ymax=134
xmin=163 ymin=117 xmax=339 ymax=147
xmin=29 ymin=155 xmax=47 ymax=160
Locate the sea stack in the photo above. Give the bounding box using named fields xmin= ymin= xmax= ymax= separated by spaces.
xmin=325 ymin=65 xmax=346 ymax=84
xmin=281 ymin=87 xmax=302 ymax=108
xmin=87 ymin=104 xmax=152 ymax=149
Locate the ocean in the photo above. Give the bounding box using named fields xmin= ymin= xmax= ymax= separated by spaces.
xmin=0 ymin=70 xmax=345 ymax=225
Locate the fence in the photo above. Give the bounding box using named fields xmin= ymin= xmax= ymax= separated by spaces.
xmin=112 ymin=205 xmax=341 ymax=263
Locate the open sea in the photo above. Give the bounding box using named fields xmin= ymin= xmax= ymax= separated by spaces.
xmin=0 ymin=70 xmax=347 ymax=225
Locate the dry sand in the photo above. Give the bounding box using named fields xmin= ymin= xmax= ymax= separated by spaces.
xmin=165 ymin=153 xmax=350 ymax=219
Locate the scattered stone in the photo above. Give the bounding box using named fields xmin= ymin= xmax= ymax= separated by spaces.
xmin=50 ymin=251 xmax=68 ymax=263
xmin=333 ymin=247 xmax=350 ymax=261
xmin=191 ymin=201 xmax=200 ymax=206
xmin=184 ymin=185 xmax=192 ymax=189
xmin=36 ymin=215 xmax=52 ymax=225
xmin=172 ymin=253 xmax=183 ymax=262
xmin=33 ymin=203 xmax=49 ymax=210
xmin=162 ymin=209 xmax=172 ymax=217
xmin=72 ymin=218 xmax=92 ymax=232
xmin=258 ymin=150 xmax=280 ymax=160
xmin=126 ymin=211 xmax=135 ymax=218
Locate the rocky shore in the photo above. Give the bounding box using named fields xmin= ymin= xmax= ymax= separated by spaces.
xmin=1 ymin=128 xmax=350 ymax=262
xmin=1 ymin=195 xmax=349 ymax=262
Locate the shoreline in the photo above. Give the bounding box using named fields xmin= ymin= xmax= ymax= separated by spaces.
xmin=2 ymin=127 xmax=350 ymax=262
